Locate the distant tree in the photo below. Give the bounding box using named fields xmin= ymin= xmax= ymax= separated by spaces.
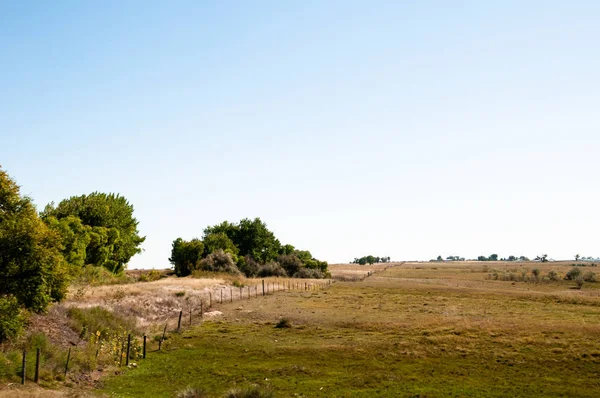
xmin=169 ymin=238 xmax=204 ymax=277
xmin=535 ymin=254 xmax=549 ymax=263
xmin=436 ymin=255 xmax=443 ymax=262
xmin=489 ymin=254 xmax=498 ymax=261
xmin=0 ymin=167 xmax=69 ymax=312
xmin=519 ymin=256 xmax=530 ymax=261
xmin=477 ymin=256 xmax=488 ymax=261
xmin=203 ymin=218 xmax=281 ymax=263
xmin=279 ymin=244 xmax=296 ymax=256
xmin=41 ymin=192 xmax=145 ymax=273
xmin=575 ymin=254 xmax=581 ymax=261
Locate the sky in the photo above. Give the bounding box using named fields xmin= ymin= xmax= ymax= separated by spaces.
xmin=1 ymin=0 xmax=599 ymax=267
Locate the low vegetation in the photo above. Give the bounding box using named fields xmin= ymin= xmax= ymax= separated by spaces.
xmin=99 ymin=262 xmax=600 ymax=397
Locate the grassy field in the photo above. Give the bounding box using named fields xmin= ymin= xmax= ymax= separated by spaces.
xmin=97 ymin=261 xmax=600 ymax=397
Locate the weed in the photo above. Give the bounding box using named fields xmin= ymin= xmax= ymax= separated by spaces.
xmin=275 ymin=318 xmax=292 ymax=329
xmin=177 ymin=386 xmax=209 ymax=398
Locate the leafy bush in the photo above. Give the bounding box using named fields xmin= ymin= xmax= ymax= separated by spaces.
xmin=0 ymin=295 xmax=26 ymax=343
xmin=293 ymin=268 xmax=326 ymax=279
xmin=277 ymin=254 xmax=303 ymax=276
xmin=257 ymin=261 xmax=287 ymax=277
xmin=198 ymin=250 xmax=241 ymax=275
xmin=547 ymin=270 xmax=559 ymax=281
xmin=565 ymin=268 xmax=582 ymax=281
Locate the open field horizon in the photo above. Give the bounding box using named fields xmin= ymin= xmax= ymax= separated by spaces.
xmin=90 ymin=261 xmax=600 ymax=397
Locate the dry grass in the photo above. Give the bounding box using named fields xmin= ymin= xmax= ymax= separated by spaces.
xmin=101 ymin=262 xmax=600 ymax=397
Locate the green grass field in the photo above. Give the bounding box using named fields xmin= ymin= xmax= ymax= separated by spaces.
xmin=100 ymin=263 xmax=600 ymax=397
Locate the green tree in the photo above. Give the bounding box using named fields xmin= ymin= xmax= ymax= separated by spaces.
xmin=169 ymin=238 xmax=204 ymax=277
xmin=44 ymin=215 xmax=91 ymax=271
xmin=203 ymin=218 xmax=281 ymax=263
xmin=42 ymin=192 xmax=145 ymax=273
xmin=203 ymin=233 xmax=239 ymax=257
xmin=0 ymin=167 xmax=69 ymax=312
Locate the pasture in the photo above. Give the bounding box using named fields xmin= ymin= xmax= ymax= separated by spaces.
xmin=99 ymin=261 xmax=600 ymax=397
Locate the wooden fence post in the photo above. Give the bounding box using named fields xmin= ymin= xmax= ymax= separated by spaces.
xmin=189 ymin=308 xmax=192 ymax=325
xmin=21 ymin=349 xmax=26 ymax=385
xmin=143 ymin=335 xmax=147 ymax=359
xmin=126 ymin=334 xmax=131 ymax=366
xmin=262 ymin=280 xmax=265 ymax=296
xmin=34 ymin=348 xmax=40 ymax=383
xmin=64 ymin=347 xmax=71 ymax=378
xmin=221 ymin=289 xmax=223 ymax=304
xmin=177 ymin=311 xmax=183 ymax=332
xmin=159 ymin=322 xmax=168 ymax=350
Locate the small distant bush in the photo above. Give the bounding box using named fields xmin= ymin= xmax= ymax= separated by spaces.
xmin=531 ymin=268 xmax=540 ymax=279
xmin=576 ymin=278 xmax=585 ymax=289
xmin=0 ymin=295 xmax=26 ymax=343
xmin=176 ymin=386 xmax=209 ymax=398
xmin=565 ymin=268 xmax=582 ymax=281
xmin=257 ymin=261 xmax=287 ymax=277
xmin=275 ymin=318 xmax=292 ymax=329
xmin=175 ymin=291 xmax=186 ymax=297
xmin=138 ymin=269 xmax=163 ymax=282
xmin=547 ymin=270 xmax=559 ymax=281
xmin=225 ymin=386 xmax=274 ymax=398
xmin=583 ymin=271 xmax=596 ymax=282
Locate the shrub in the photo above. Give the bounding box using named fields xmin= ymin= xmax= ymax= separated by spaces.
xmin=576 ymin=278 xmax=585 ymax=289
xmin=0 ymin=295 xmax=26 ymax=343
xmin=238 ymin=256 xmax=260 ymax=278
xmin=275 ymin=318 xmax=292 ymax=329
xmin=138 ymin=269 xmax=163 ymax=282
xmin=293 ymin=268 xmax=326 ymax=279
xmin=547 ymin=270 xmax=559 ymax=281
xmin=565 ymin=268 xmax=582 ymax=281
xmin=198 ymin=250 xmax=241 ymax=275
xmin=277 ymin=254 xmax=303 ymax=276
xmin=257 ymin=261 xmax=287 ymax=277
xmin=531 ymin=268 xmax=540 ymax=279
xmin=583 ymin=271 xmax=596 ymax=282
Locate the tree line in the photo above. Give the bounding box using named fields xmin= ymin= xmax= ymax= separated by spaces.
xmin=0 ymin=167 xmax=146 ymax=341
xmin=0 ymin=166 xmax=327 ymax=343
xmin=351 ymin=255 xmax=391 ymax=265
xmin=169 ymin=218 xmax=329 ymax=279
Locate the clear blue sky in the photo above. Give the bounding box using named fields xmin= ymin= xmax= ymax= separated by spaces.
xmin=1 ymin=1 xmax=599 ymax=267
